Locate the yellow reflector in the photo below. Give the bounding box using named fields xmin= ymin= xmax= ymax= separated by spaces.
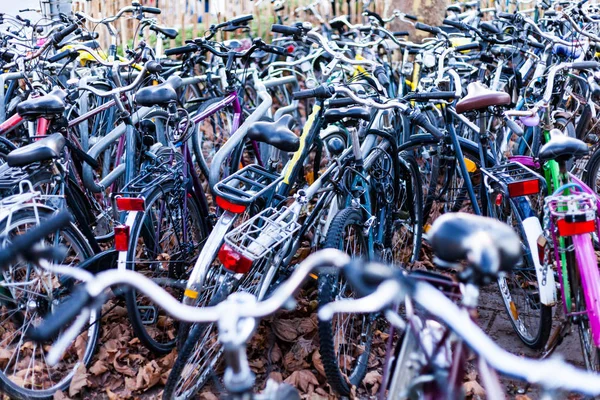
xmin=424 ymin=223 xmax=432 ymax=233
xmin=184 ymin=289 xmax=198 ymax=299
xmin=464 ymin=158 xmax=477 ymax=173
xmin=309 ymin=273 xmax=318 ymax=280
xmin=510 ymin=301 xmax=519 ymax=320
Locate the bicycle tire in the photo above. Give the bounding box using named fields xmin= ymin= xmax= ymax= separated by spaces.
xmin=125 ymin=180 xmax=206 ymax=354
xmin=0 ymin=207 xmax=99 ymax=399
xmin=318 ymin=207 xmax=373 ymax=396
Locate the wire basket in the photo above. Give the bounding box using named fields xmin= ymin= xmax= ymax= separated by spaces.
xmin=224 ymin=207 xmax=300 ymax=262
xmin=546 ymin=192 xmax=597 ymax=236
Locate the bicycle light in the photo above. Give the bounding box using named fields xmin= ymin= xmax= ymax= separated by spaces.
xmin=115 ymin=197 xmax=145 ymax=212
xmin=114 ymin=225 xmax=130 ymax=251
xmin=218 ymin=243 xmax=253 ymax=274
xmin=215 ymin=196 xmax=247 ymax=214
xmin=507 ymin=179 xmax=540 ymax=197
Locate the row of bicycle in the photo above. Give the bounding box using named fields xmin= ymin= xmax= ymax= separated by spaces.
xmin=1 ymin=0 xmax=600 ymax=398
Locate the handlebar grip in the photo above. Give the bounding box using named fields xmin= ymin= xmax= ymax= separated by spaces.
xmin=265 ymin=44 xmax=288 ymax=56
xmin=443 ymin=18 xmax=468 ymax=30
xmin=0 ymin=211 xmax=73 ymax=269
xmin=78 ymin=32 xmax=99 ymax=41
xmin=48 ymin=49 xmax=76 ymax=63
xmin=527 ymin=39 xmax=544 ymax=50
xmin=271 ymin=24 xmax=300 ymax=36
xmin=497 ymin=12 xmax=517 ymax=21
xmin=0 ymin=49 xmax=16 ymax=62
xmin=404 ymin=14 xmax=418 ymax=21
xmin=52 ymin=23 xmax=79 ymax=46
xmin=343 ymin=259 xmax=401 ymax=298
xmin=229 ymin=14 xmax=253 ymax=25
xmin=409 ymin=110 xmax=444 ymax=139
xmin=26 ymin=288 xmax=91 ymax=342
xmin=415 ymin=22 xmax=440 ymax=35
xmin=408 ymin=91 xmax=457 ymax=101
xmin=292 ymin=85 xmax=333 ymax=100
xmin=545 ymin=10 xmax=557 ymax=16
xmin=164 ymin=44 xmax=197 ymax=56
xmin=328 ymin=97 xmax=358 ymax=107
xmin=571 ymin=61 xmax=600 ymax=70
xmin=364 ymin=10 xmax=384 ymax=25
xmin=393 ymin=31 xmax=409 ymax=37
xmin=141 ymin=6 xmax=161 ymax=14
xmin=374 ymin=66 xmax=390 ymax=87
xmin=455 ymin=42 xmax=481 ymax=52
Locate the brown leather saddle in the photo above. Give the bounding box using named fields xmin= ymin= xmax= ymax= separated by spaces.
xmin=455 ymin=82 xmax=511 ymax=114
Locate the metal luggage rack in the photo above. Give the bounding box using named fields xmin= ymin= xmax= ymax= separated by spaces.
xmin=224 ymin=207 xmax=300 ymax=261
xmin=481 ymin=161 xmax=546 ymax=197
xmin=546 ymin=192 xmax=598 ymax=237
xmin=213 ymin=164 xmax=283 ymax=207
xmin=0 ymin=164 xmax=36 ymax=192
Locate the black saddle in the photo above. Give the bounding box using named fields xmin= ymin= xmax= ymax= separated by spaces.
xmin=538 ymin=129 xmax=588 ymax=162
xmin=7 ymin=133 xmax=66 ymax=167
xmin=150 ymin=25 xmax=178 ymax=40
xmin=428 ymin=213 xmax=521 ymax=278
xmin=323 ymin=107 xmax=371 ymax=124
xmin=17 ymin=88 xmax=67 ymax=120
xmin=247 ymin=114 xmax=299 ymax=152
xmin=135 ymin=75 xmax=182 ymax=107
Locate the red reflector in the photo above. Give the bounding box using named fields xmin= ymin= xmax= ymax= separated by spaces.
xmin=116 ymin=197 xmax=145 ymax=211
xmin=537 ymin=243 xmax=545 ymax=265
xmin=507 ymin=179 xmax=540 ymax=197
xmin=557 ymin=219 xmax=596 ymax=236
xmin=495 ymin=193 xmax=503 ymax=206
xmin=218 ymin=243 xmax=253 ymax=274
xmin=215 ymin=196 xmax=246 ymax=214
xmin=287 ymin=45 xmax=295 ymax=53
xmin=114 ymin=225 xmax=130 ymax=251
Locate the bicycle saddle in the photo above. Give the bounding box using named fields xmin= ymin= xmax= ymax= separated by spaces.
xmin=17 ymin=88 xmax=67 ymax=120
xmin=428 ymin=213 xmax=521 ymax=278
xmin=247 ymin=114 xmax=299 ymax=152
xmin=538 ymin=129 xmax=588 ymax=163
xmin=455 ymin=82 xmax=511 ymax=114
xmin=323 ymin=106 xmax=370 ymax=123
xmin=7 ymin=133 xmax=66 ymax=167
xmin=135 ymin=75 xmax=182 ymax=107
xmin=149 ymin=25 xmax=178 ymax=40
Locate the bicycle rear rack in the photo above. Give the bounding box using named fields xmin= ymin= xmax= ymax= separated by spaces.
xmin=546 ymin=193 xmax=598 ymax=236
xmin=481 ymin=161 xmax=546 ymax=197
xmin=213 ymin=164 xmax=283 ymax=209
xmin=224 ymin=207 xmax=300 ymax=262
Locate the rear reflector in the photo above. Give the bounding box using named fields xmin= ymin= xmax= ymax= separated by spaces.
xmin=215 ymin=196 xmax=247 ymax=214
xmin=508 ymin=179 xmax=540 ymax=197
xmin=557 ymin=219 xmax=596 ymax=236
xmin=218 ymin=243 xmax=253 ymax=274
xmin=114 ymin=225 xmax=130 ymax=251
xmin=116 ymin=197 xmax=145 ymax=211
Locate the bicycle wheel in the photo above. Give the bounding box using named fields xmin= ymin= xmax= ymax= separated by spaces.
xmin=386 ymin=151 xmax=423 ymax=265
xmin=318 ymin=207 xmax=374 ymax=396
xmin=495 ymin=197 xmax=552 ymax=349
xmin=0 ymin=207 xmax=99 ymax=399
xmin=124 ymin=179 xmax=206 ymax=354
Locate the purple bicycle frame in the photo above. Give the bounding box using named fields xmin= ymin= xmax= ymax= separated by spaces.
xmin=511 ymin=155 xmax=600 ymax=346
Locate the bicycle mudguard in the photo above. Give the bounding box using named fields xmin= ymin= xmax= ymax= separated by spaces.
xmin=573 ymin=233 xmax=600 ymax=347
xmin=522 ymin=216 xmax=557 ymax=306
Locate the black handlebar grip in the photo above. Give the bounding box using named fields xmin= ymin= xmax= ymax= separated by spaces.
xmin=415 ymin=22 xmax=440 ymax=35
xmin=404 ymin=14 xmax=418 ymax=21
xmin=78 ymin=32 xmax=99 ymax=41
xmin=409 ymin=91 xmax=457 ymax=101
xmin=141 ymin=6 xmax=161 ymax=14
xmin=292 ymin=85 xmax=333 ymax=100
xmin=545 ymin=10 xmax=557 ymax=16
xmin=0 ymin=49 xmax=16 ymax=62
xmin=497 ymin=12 xmax=517 ymax=20
xmin=455 ymin=42 xmax=481 ymax=52
xmin=328 ymin=97 xmax=358 ymax=107
xmin=527 ymin=39 xmax=545 ymax=49
xmin=364 ymin=10 xmax=384 ymax=25
xmin=48 ymin=49 xmax=76 ymax=63
xmin=374 ymin=66 xmax=390 ymax=87
xmin=393 ymin=31 xmax=409 ymax=37
xmin=271 ymin=24 xmax=301 ymax=36
xmin=0 ymin=211 xmax=73 ymax=269
xmin=145 ymin=60 xmax=163 ymax=73
xmin=342 ymin=259 xmax=401 ymax=298
xmin=164 ymin=44 xmax=197 ymax=56
xmin=571 ymin=61 xmax=600 ymax=70
xmin=53 ymin=23 xmax=79 ymax=46
xmin=410 ymin=110 xmax=444 ymax=139
xmin=443 ymin=18 xmax=468 ymax=30
xmin=229 ymin=14 xmax=253 ymax=25
xmin=26 ymin=288 xmax=91 ymax=342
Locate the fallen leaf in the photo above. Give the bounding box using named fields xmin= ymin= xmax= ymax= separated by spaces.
xmin=312 ymin=350 xmax=326 ymax=377
xmin=269 ymin=371 xmax=283 ymax=383
xmin=463 ymin=380 xmax=485 ymax=397
xmin=53 ymin=391 xmax=69 ymax=400
xmin=199 ymin=392 xmax=219 ymax=400
xmin=89 ymin=360 xmax=108 ymax=376
xmin=284 ymin=369 xmax=319 ymax=393
xmin=69 ymin=364 xmax=87 ymax=397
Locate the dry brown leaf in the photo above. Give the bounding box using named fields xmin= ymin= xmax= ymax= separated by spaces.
xmin=463 ymin=380 xmax=486 ymax=397
xmin=284 ymin=369 xmax=319 ymax=393
xmin=89 ymin=360 xmax=108 ymax=376
xmin=269 ymin=371 xmax=283 ymax=383
xmin=53 ymin=390 xmax=69 ymax=400
xmin=136 ymin=360 xmax=161 ymax=390
xmin=199 ymin=392 xmax=219 ymax=400
xmin=364 ymin=370 xmax=381 ymax=386
xmin=113 ymin=356 xmax=136 ymax=377
xmin=515 ymin=396 xmax=532 ymax=400
xmin=106 ymin=388 xmax=119 ymax=400
xmin=312 ymin=350 xmax=326 ymax=377
xmin=270 ymin=342 xmax=282 ymax=363
xmin=272 ymin=319 xmax=298 ymax=342
xmin=69 ymin=364 xmax=87 ymax=397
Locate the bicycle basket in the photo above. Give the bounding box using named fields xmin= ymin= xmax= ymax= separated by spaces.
xmin=546 ymin=192 xmax=597 ymax=236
